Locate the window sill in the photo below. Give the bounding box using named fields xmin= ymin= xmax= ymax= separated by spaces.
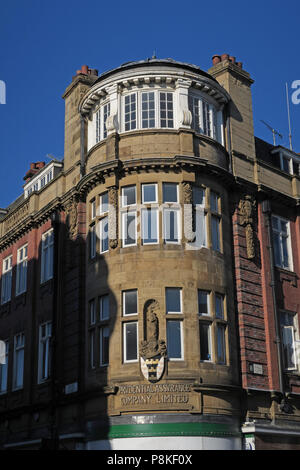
xmin=275 ymin=267 xmax=298 ymax=286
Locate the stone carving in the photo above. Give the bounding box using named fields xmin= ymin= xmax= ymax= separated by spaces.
xmin=180 ymin=109 xmax=192 ymax=127
xmin=4 ymin=202 xmax=29 ymax=233
xmin=140 ymin=300 xmax=167 ymax=383
xmin=65 ymin=196 xmax=78 ymax=240
xmin=239 ymin=195 xmax=256 ymax=259
xmin=108 ymin=186 xmax=118 ymax=249
xmin=182 ymin=182 xmax=194 ymax=243
xmin=106 ymin=114 xmax=119 ymax=133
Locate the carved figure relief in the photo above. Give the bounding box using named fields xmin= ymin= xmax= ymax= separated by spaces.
xmin=239 ymin=195 xmax=256 ymax=259
xmin=108 ymin=186 xmax=118 ymax=249
xmin=65 ymin=196 xmax=78 ymax=240
xmin=182 ymin=182 xmax=194 ymax=243
xmin=140 ymin=300 xmax=167 ymax=383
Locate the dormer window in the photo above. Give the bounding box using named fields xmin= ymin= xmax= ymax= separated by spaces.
xmin=272 ymin=148 xmax=300 ymax=176
xmin=24 ymin=161 xmax=63 ymax=198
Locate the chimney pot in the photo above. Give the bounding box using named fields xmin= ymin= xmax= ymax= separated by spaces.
xmin=229 ymin=56 xmax=236 ymax=64
xmin=212 ymin=55 xmax=221 ymax=65
xmin=81 ymin=65 xmax=89 ymax=75
xmin=221 ymin=53 xmax=229 ymax=62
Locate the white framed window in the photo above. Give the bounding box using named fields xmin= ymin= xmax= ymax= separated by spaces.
xmin=123 ymin=322 xmax=138 ymax=363
xmin=192 ymin=187 xmax=206 ymax=248
xmin=41 ymin=229 xmax=54 ymax=283
xmin=0 ymin=340 xmax=9 ymax=394
xmin=122 ymin=211 xmax=137 ymax=247
xmin=163 ymin=208 xmax=180 ymax=244
xmin=141 ymin=91 xmax=155 ymax=128
xmin=141 ymin=208 xmax=159 ymax=244
xmin=142 ymin=183 xmax=157 ymax=203
xmin=272 ymin=215 xmax=293 ymax=270
xmin=199 ymin=322 xmax=212 ymax=362
xmin=188 ymin=95 xmax=218 ymax=140
xmin=99 ymin=294 xmax=110 ymax=321
xmin=16 ymin=245 xmax=28 ymax=296
xmin=1 ymin=255 xmax=12 ymax=304
xmin=13 ymin=333 xmax=25 ymax=390
xmin=159 ymin=92 xmax=174 ymax=128
xmin=90 ymin=224 xmax=96 ymax=259
xmin=166 ymin=287 xmax=182 ymax=314
xmin=123 ymin=90 xmax=174 ymax=132
xmin=163 ymin=183 xmax=178 ymax=203
xmin=124 ymin=93 xmax=137 ymax=131
xmin=100 ymin=192 xmax=109 ymax=215
xmin=123 ymin=289 xmax=138 ymax=316
xmin=198 ymin=290 xmax=210 ymax=316
xmin=210 ymin=191 xmax=220 ymax=213
xmin=100 ymin=216 xmax=109 ymax=253
xmin=280 ymin=311 xmax=298 ymax=371
xmin=38 ymin=322 xmax=52 ymax=383
xmin=96 ymin=101 xmax=110 ymax=142
xmin=167 ymin=320 xmax=184 ymax=360
xmin=122 ymin=185 xmax=136 ymax=207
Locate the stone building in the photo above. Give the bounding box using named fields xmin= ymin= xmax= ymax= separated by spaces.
xmin=0 ymin=55 xmax=300 ymax=450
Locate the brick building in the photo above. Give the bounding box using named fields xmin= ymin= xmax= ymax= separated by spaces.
xmin=0 ymin=54 xmax=300 ymax=450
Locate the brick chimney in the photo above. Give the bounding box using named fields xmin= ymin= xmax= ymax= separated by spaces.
xmin=23 ymin=161 xmax=45 ymax=182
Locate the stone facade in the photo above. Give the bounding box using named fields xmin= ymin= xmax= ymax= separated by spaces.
xmin=0 ymin=56 xmax=299 ymax=450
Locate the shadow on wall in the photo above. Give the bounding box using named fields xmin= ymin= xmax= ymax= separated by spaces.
xmin=0 ymin=211 xmax=116 ymax=450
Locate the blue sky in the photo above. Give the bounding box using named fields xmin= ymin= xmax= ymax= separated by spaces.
xmin=0 ymin=0 xmax=300 ymax=207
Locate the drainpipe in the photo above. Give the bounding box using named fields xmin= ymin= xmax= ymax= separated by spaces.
xmin=80 ymin=114 xmax=85 ymax=178
xmin=262 ymin=200 xmax=285 ymax=400
xmin=226 ymin=106 xmax=233 ymax=173
xmin=49 ymin=210 xmax=60 ymax=449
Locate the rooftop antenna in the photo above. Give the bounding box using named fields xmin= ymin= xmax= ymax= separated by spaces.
xmin=285 ymin=82 xmax=293 ymax=151
xmin=260 ymin=120 xmax=283 ymax=146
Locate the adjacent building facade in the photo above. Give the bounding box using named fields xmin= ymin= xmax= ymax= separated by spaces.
xmin=0 ymin=54 xmax=300 ymax=450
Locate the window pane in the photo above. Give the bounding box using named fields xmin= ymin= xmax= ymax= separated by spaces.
xmin=141 ymin=92 xmax=155 ymax=129
xmin=89 ymin=300 xmax=96 ymax=324
xmin=123 ymin=290 xmax=138 ymax=315
xmin=100 ymin=295 xmax=109 ymax=320
xmin=100 ymin=217 xmax=109 ymax=253
xmin=142 ymin=184 xmax=157 ymax=203
xmin=198 ymin=291 xmax=209 ymax=315
xmin=142 ymin=209 xmax=158 ymax=244
xmin=211 ymin=216 xmax=220 ymax=251
xmin=123 ymin=212 xmax=137 ymax=246
xmin=282 ymin=326 xmax=296 ymax=369
xmin=100 ymin=326 xmax=109 ymax=365
xmin=167 ymin=321 xmax=182 ymax=359
xmin=100 ymin=192 xmax=109 ymax=214
xmin=160 ymin=93 xmax=173 ymax=128
xmin=200 ymin=323 xmax=211 ymax=361
xmin=163 ymin=209 xmax=179 ymax=243
xmin=193 ymin=187 xmax=205 ymax=206
xmin=210 ymin=191 xmax=219 ymax=212
xmin=163 ymin=183 xmax=178 ymax=203
xmin=124 ymin=323 xmax=138 ymax=361
xmin=166 ymin=288 xmax=181 ymax=313
xmin=217 ymin=325 xmax=226 ymax=364
xmin=122 ymin=186 xmax=136 ymax=206
xmin=215 ymin=294 xmax=224 ymax=319
xmin=90 ymin=330 xmax=95 ymax=368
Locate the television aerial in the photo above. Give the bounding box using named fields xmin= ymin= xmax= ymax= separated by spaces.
xmin=260 ymin=120 xmax=283 ymax=146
